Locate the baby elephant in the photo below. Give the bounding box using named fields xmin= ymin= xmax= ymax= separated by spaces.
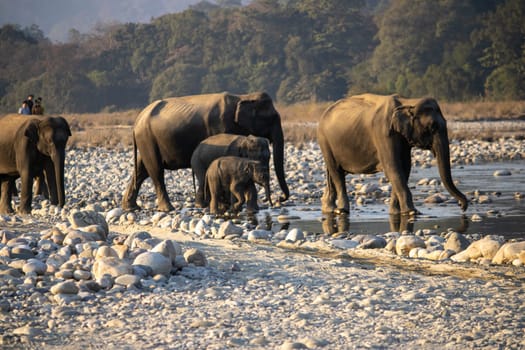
xmin=191 ymin=133 xmax=270 ymax=208
xmin=205 ymin=156 xmax=272 ymax=215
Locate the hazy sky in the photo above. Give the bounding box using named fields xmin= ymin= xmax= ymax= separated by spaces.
xmin=0 ymin=0 xmax=202 ymax=42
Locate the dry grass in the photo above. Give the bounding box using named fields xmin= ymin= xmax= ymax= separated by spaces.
xmin=62 ymin=101 xmax=525 ymax=148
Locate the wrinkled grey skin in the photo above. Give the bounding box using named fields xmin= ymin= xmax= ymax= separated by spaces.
xmin=122 ymin=92 xmax=289 ymax=212
xmin=191 ymin=133 xmax=271 ymax=207
xmin=0 ymin=114 xmax=71 ymax=214
xmin=204 ymin=156 xmax=271 ymax=215
xmin=317 ymin=93 xmax=468 ymax=216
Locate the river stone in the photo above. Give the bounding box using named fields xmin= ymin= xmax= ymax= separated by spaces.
xmin=22 ymin=259 xmax=47 ymax=275
xmin=92 ymin=257 xmax=133 ymax=280
xmin=11 ymin=245 xmax=35 ymax=259
xmin=0 ymin=230 xmax=16 ymax=244
xmin=424 ymin=193 xmax=447 ymax=204
xmin=330 ymin=239 xmax=359 ymax=250
xmin=493 ymin=169 xmax=511 ymax=176
xmin=95 ymin=246 xmax=119 ymax=260
xmin=354 ymin=234 xmax=387 ymax=249
xmin=106 ymin=208 xmax=124 ymax=223
xmin=492 ymin=241 xmax=525 ymax=264
xmin=451 ymin=236 xmax=502 ymax=262
xmin=396 ymin=235 xmax=426 ymax=256
xmin=248 ymin=230 xmax=272 ymax=241
xmin=123 ymin=231 xmax=151 ymax=247
xmin=63 ymin=229 xmax=104 ymax=245
xmin=217 ymin=220 xmax=244 ymax=239
xmin=73 ymin=269 xmax=91 ymax=280
xmin=285 ymin=228 xmax=304 ymax=242
xmin=68 ymin=210 xmax=108 ymax=239
xmin=114 ymin=274 xmax=141 ymax=287
xmin=184 ymin=248 xmax=207 ymax=267
xmin=50 ymin=280 xmax=79 ymax=295
xmin=151 ymin=240 xmax=179 ymax=263
xmin=444 ymin=232 xmax=470 ymax=253
xmin=133 ymin=251 xmax=172 ymax=276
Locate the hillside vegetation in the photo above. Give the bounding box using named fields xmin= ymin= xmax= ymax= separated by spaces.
xmin=0 ymin=0 xmax=523 ymax=114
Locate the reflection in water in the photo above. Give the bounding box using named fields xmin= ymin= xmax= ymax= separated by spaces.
xmin=321 ymin=213 xmax=470 ymax=235
xmin=321 ymin=213 xmax=349 ymax=235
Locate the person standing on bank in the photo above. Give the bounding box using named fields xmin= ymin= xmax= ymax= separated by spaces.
xmin=18 ymin=100 xmax=31 ymax=115
xmin=32 ymin=97 xmax=44 ymax=115
xmin=26 ymin=94 xmax=34 ymax=114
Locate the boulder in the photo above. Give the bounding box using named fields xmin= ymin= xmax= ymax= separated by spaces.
xmin=183 ymin=248 xmax=208 ymax=267
xmin=395 ymin=235 xmax=426 ymax=256
xmin=451 ymin=236 xmax=502 ymax=262
xmin=68 ymin=210 xmax=108 ymax=239
xmin=92 ymin=257 xmax=133 ymax=280
xmin=492 ymin=241 xmax=525 ymax=264
xmin=133 ymin=251 xmax=172 ymax=276
xmin=444 ymin=232 xmax=470 ymax=253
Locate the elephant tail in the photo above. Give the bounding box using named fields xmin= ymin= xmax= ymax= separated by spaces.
xmin=192 ymin=169 xmax=197 ymax=197
xmin=132 ymin=130 xmax=138 ymax=189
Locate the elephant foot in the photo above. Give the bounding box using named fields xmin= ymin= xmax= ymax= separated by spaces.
xmin=334 ymin=208 xmax=349 ymax=215
xmin=157 ymin=202 xmax=175 ymax=212
xmin=122 ymin=201 xmax=141 ymax=211
xmin=17 ymin=206 xmax=32 ymax=215
xmin=0 ymin=205 xmax=14 ymax=214
xmin=400 ymin=209 xmax=421 ymax=217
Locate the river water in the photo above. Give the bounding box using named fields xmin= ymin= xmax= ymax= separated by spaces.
xmin=265 ymin=161 xmax=525 ymax=238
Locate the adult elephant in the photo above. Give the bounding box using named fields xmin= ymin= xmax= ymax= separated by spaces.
xmin=0 ymin=114 xmax=71 ymax=214
xmin=317 ymin=93 xmax=468 ymax=216
xmin=122 ymin=92 xmax=289 ymax=212
xmin=191 ymin=134 xmax=270 ymax=207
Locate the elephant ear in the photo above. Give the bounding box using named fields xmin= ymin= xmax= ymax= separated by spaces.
xmin=56 ymin=116 xmax=72 ymax=136
xmin=390 ymin=105 xmax=415 ymax=142
xmin=235 ymin=99 xmax=256 ymax=131
xmin=24 ymin=120 xmax=39 ymax=143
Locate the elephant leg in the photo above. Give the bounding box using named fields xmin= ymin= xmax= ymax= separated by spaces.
xmin=140 ymin=154 xmax=174 ymax=212
xmin=42 ymin=161 xmax=55 ymax=204
xmin=18 ymin=172 xmax=33 ymax=215
xmin=0 ymin=179 xmax=15 ymax=214
xmin=208 ymin=182 xmax=221 ymax=215
xmin=245 ymin=184 xmax=258 ymax=214
xmin=322 ymin=166 xmax=348 ymax=214
xmin=122 ymin=156 xmax=149 ymax=211
xmin=384 ymin=161 xmax=417 ymax=216
xmin=230 ymin=184 xmax=245 ymax=213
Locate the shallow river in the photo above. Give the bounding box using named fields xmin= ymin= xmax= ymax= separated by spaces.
xmin=265 ymin=161 xmax=525 ymax=238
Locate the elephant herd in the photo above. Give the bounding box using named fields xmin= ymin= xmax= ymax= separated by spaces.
xmin=0 ymin=92 xmax=468 ymax=219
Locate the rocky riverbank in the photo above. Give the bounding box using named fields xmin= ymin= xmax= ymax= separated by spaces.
xmin=0 ymin=137 xmax=524 ymax=349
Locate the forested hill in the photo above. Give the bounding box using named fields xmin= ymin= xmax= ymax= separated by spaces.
xmin=0 ymin=0 xmax=523 ymax=113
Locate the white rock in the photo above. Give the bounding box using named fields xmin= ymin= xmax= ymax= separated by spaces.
xmin=133 ymin=251 xmax=172 ymax=276
xmin=285 ymin=228 xmax=304 ymax=242
xmin=330 ymin=239 xmax=359 ymax=250
xmin=92 ymin=257 xmax=133 ymax=280
xmin=22 ymin=259 xmax=47 ymax=275
xmin=396 ymin=235 xmax=426 ymax=256
xmin=493 ymin=169 xmax=511 ymax=176
xmin=492 ymin=241 xmax=525 ymax=264
xmin=50 ymin=280 xmax=79 ymax=295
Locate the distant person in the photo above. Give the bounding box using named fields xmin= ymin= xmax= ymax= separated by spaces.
xmin=26 ymin=94 xmax=34 ymax=114
xmin=18 ymin=100 xmax=31 ymax=115
xmin=32 ymin=97 xmax=44 ymax=115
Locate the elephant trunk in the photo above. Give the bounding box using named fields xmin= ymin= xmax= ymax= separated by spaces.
xmin=432 ymin=133 xmax=468 ymax=211
xmin=270 ymin=122 xmax=290 ymax=202
xmin=52 ymin=150 xmax=66 ymax=207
